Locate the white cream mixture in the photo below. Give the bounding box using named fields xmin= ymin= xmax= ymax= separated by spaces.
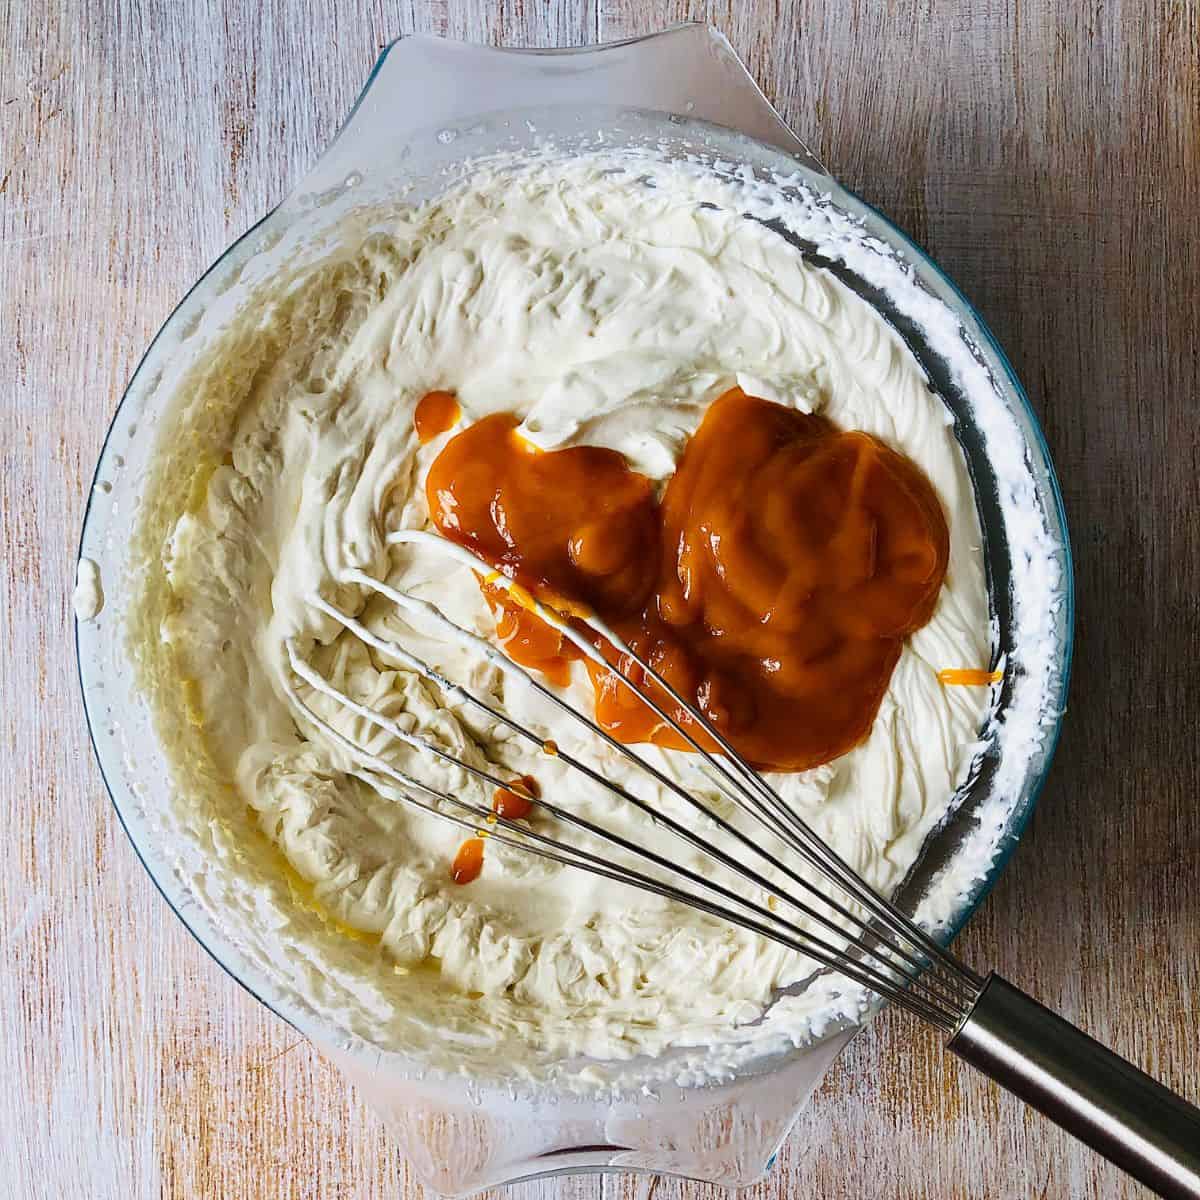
xmin=134 ymin=155 xmax=992 ymax=1074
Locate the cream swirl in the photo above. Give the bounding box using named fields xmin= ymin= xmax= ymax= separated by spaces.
xmin=139 ymin=155 xmax=991 ymax=1068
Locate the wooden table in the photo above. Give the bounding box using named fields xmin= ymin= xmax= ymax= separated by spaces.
xmin=4 ymin=3 xmax=1197 ymax=1196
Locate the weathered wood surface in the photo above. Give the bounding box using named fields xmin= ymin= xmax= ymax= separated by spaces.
xmin=3 ymin=1 xmax=1197 ymax=1196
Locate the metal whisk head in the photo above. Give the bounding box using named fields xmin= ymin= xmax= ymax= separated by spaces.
xmin=284 ymin=528 xmax=985 ymax=1032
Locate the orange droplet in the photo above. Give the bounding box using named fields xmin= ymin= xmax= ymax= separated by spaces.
xmin=414 ymin=390 xmax=461 ymax=445
xmin=451 ymin=836 xmax=484 ymax=884
xmin=542 ymin=739 xmax=559 ymax=757
xmin=493 ymin=774 xmax=540 ymax=821
xmin=937 ymin=668 xmax=1002 ymax=686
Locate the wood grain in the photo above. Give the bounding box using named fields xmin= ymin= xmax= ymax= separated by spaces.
xmin=2 ymin=1 xmax=1197 ymax=1197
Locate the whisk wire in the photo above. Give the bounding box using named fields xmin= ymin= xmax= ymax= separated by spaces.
xmin=286 ymin=644 xmax=962 ymax=1025
xmin=327 ymin=574 xmax=975 ymax=1013
xmin=286 ymin=532 xmax=985 ymax=1027
xmin=381 ymin=533 xmax=981 ymax=999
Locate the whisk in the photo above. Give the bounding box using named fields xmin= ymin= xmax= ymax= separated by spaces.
xmin=286 ymin=529 xmax=1200 ymax=1199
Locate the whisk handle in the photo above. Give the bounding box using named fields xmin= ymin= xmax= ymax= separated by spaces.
xmin=949 ymin=973 xmax=1200 ymax=1199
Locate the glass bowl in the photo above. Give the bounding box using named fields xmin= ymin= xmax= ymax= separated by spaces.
xmin=75 ymin=25 xmax=1073 ymax=1193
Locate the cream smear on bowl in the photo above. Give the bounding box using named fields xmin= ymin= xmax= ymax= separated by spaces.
xmin=73 ymin=557 xmax=104 ymax=621
xmin=122 ymin=149 xmax=1063 ymax=1087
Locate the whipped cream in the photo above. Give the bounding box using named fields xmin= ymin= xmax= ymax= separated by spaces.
xmin=132 ymin=155 xmax=992 ymax=1079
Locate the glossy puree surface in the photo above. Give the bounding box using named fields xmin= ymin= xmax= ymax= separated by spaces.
xmin=426 ymin=388 xmax=950 ymax=771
